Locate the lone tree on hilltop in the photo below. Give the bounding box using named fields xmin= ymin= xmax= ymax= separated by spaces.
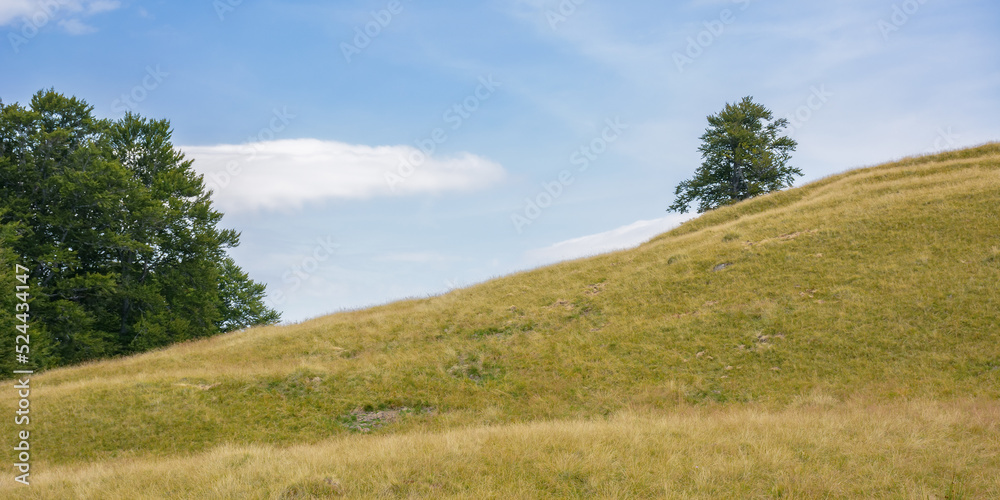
xmin=668 ymin=96 xmax=800 ymax=214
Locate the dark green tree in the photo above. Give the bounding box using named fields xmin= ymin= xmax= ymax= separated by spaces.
xmin=0 ymin=224 xmax=14 ymax=375
xmin=0 ymin=90 xmax=280 ymax=367
xmin=216 ymin=255 xmax=281 ymax=332
xmin=0 ymin=91 xmax=126 ymax=362
xmin=669 ymin=96 xmax=800 ymax=214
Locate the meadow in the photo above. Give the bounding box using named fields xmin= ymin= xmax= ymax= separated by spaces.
xmin=2 ymin=144 xmax=998 ymax=498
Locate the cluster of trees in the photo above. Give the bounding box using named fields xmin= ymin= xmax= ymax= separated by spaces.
xmin=0 ymin=90 xmax=279 ymax=371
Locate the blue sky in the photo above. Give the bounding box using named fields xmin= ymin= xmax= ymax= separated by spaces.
xmin=2 ymin=0 xmax=998 ymax=322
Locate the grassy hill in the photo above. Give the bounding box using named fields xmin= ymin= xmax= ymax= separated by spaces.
xmin=3 ymin=144 xmax=999 ymax=498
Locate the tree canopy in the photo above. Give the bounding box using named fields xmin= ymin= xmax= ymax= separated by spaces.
xmin=669 ymin=96 xmax=800 ymax=214
xmin=0 ymin=89 xmax=280 ymax=369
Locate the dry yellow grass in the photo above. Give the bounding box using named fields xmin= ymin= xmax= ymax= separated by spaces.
xmin=14 ymin=399 xmax=1000 ymax=498
xmin=1 ymin=144 xmax=999 ymax=497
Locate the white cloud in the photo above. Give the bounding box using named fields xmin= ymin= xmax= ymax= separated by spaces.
xmin=0 ymin=0 xmax=35 ymax=26
xmin=182 ymin=138 xmax=507 ymax=213
xmin=87 ymin=0 xmax=119 ymax=14
xmin=523 ymin=214 xmax=695 ymax=267
xmin=0 ymin=0 xmax=120 ymax=27
xmin=58 ymin=18 xmax=95 ymax=34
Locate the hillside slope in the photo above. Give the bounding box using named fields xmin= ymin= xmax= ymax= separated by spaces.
xmin=3 ymin=144 xmax=1000 ymax=498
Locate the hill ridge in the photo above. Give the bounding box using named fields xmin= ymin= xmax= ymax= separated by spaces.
xmin=3 ymin=143 xmax=999 ymax=497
